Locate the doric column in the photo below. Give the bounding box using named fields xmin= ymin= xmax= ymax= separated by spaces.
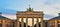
xmin=32 ymin=17 xmax=34 ymax=27
xmin=21 ymin=17 xmax=24 ymax=27
xmin=26 ymin=16 xmax=28 ymax=27
xmin=55 ymin=20 xmax=58 ymax=27
xmin=17 ymin=18 xmax=20 ymax=27
xmin=36 ymin=18 xmax=39 ymax=27
xmin=2 ymin=20 xmax=5 ymax=27
xmin=40 ymin=18 xmax=43 ymax=27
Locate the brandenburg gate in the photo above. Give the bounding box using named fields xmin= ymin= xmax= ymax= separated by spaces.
xmin=16 ymin=7 xmax=44 ymax=27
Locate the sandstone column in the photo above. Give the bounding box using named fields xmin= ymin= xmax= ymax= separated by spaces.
xmin=17 ymin=18 xmax=20 ymax=27
xmin=2 ymin=20 xmax=5 ymax=27
xmin=32 ymin=17 xmax=34 ymax=27
xmin=40 ymin=18 xmax=43 ymax=27
xmin=26 ymin=17 xmax=28 ymax=27
xmin=55 ymin=20 xmax=58 ymax=27
xmin=21 ymin=17 xmax=24 ymax=27
xmin=36 ymin=18 xmax=39 ymax=27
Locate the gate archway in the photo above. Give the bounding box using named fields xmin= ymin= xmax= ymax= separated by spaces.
xmin=16 ymin=7 xmax=44 ymax=27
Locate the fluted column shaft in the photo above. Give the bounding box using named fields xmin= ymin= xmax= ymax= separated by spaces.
xmin=2 ymin=20 xmax=5 ymax=27
xmin=55 ymin=20 xmax=58 ymax=27
xmin=36 ymin=18 xmax=39 ymax=27
xmin=32 ymin=17 xmax=34 ymax=27
xmin=17 ymin=18 xmax=20 ymax=27
xmin=40 ymin=18 xmax=43 ymax=27
xmin=21 ymin=17 xmax=24 ymax=27
xmin=26 ymin=17 xmax=28 ymax=27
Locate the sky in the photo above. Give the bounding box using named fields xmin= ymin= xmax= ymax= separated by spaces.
xmin=0 ymin=0 xmax=60 ymax=20
xmin=0 ymin=0 xmax=60 ymax=26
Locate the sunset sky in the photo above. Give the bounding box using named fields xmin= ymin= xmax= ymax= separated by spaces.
xmin=0 ymin=0 xmax=60 ymax=26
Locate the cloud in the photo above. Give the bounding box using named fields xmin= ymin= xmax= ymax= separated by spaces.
xmin=44 ymin=14 xmax=54 ymax=18
xmin=44 ymin=14 xmax=55 ymax=20
xmin=0 ymin=9 xmax=17 ymax=20
xmin=0 ymin=9 xmax=16 ymax=14
xmin=2 ymin=14 xmax=16 ymax=20
xmin=33 ymin=2 xmax=60 ymax=16
xmin=0 ymin=0 xmax=60 ymax=20
xmin=31 ymin=0 xmax=60 ymax=20
xmin=44 ymin=0 xmax=60 ymax=5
